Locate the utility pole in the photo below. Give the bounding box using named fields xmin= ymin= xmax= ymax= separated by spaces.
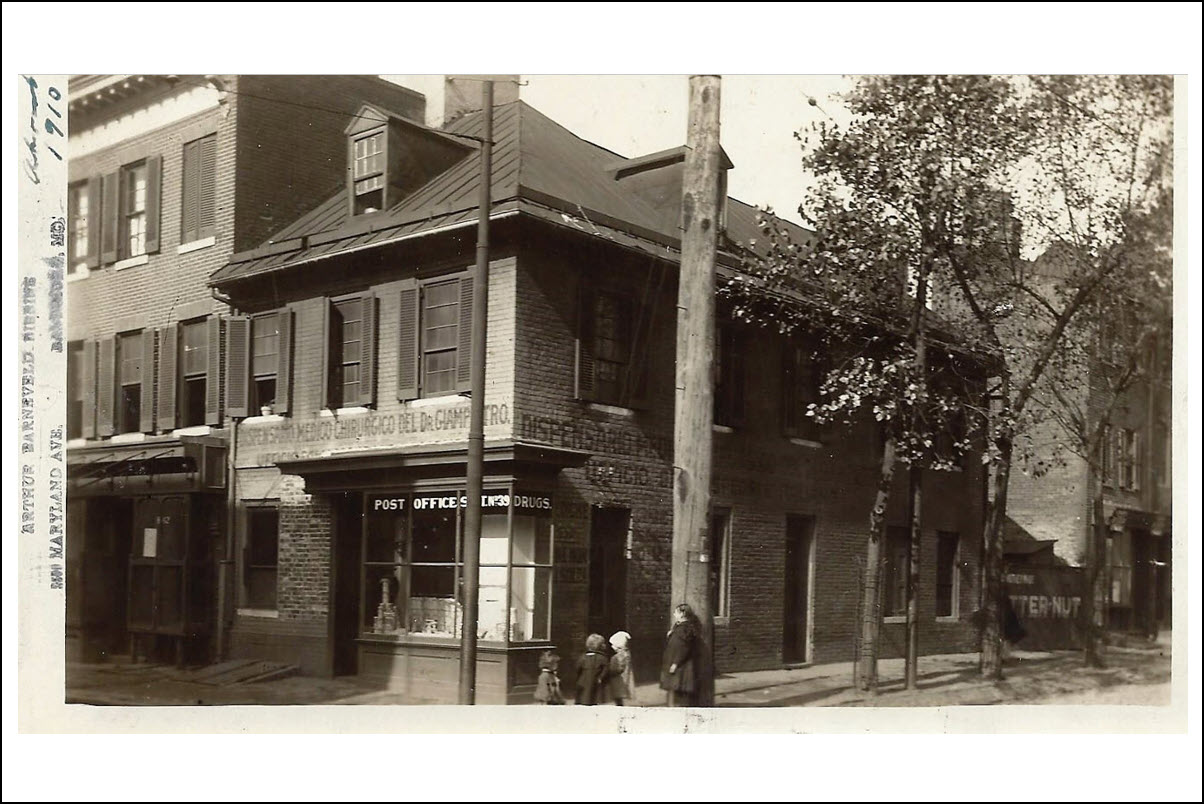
xmin=672 ymin=75 xmax=722 ymax=707
xmin=905 ymin=272 xmax=929 ymax=690
xmin=459 ymin=78 xmax=493 ymax=705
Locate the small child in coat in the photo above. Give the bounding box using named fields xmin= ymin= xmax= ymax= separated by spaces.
xmin=574 ymin=633 xmax=610 ymax=705
xmin=533 ymin=650 xmax=565 ymax=704
xmin=607 ymin=631 xmax=637 ymax=706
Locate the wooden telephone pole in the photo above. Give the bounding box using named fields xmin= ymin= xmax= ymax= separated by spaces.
xmin=671 ymin=75 xmax=722 ymax=707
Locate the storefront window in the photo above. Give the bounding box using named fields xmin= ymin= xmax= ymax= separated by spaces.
xmin=362 ymin=489 xmax=554 ymax=644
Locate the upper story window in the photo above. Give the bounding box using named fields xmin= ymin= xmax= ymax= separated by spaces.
xmin=783 ymin=340 xmax=823 ymax=441
xmin=714 ymin=320 xmax=745 ymax=428
xmin=68 ymin=181 xmax=99 ymax=273
xmin=353 ymin=130 xmax=386 ymax=214
xmin=1101 ymin=423 xmax=1115 ymax=487
xmin=179 ymin=320 xmax=209 ymax=428
xmin=1119 ymin=428 xmax=1141 ymax=492
xmin=117 ymin=331 xmax=145 ymax=434
xmin=422 ymin=279 xmax=461 ymax=396
xmin=123 ymin=161 xmax=149 ymax=258
xmin=181 ymin=133 xmax=217 ymax=244
xmin=397 ymin=275 xmax=475 ymax=402
xmin=223 ymin=311 xmax=292 ymax=420
xmin=252 ymin=313 xmax=281 ymax=413
xmin=574 ymin=286 xmax=648 ymax=409
xmin=324 ymin=295 xmax=376 ymax=409
xmin=67 ymin=341 xmax=85 ymax=439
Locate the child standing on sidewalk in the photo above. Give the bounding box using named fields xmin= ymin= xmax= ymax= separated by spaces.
xmin=533 ymin=650 xmax=565 ymax=705
xmin=574 ymin=633 xmax=610 ymax=705
xmin=606 ymin=631 xmax=637 ymax=706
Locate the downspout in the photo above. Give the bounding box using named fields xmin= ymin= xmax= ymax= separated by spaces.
xmin=217 ymin=416 xmax=240 ymax=661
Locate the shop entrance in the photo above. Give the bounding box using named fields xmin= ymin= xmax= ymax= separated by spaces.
xmin=588 ymin=506 xmax=630 ymax=638
xmin=782 ymin=515 xmax=815 ymax=664
xmin=331 ymin=492 xmax=362 ymax=677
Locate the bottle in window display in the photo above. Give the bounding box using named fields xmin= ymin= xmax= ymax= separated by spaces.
xmin=374 ymin=576 xmax=398 ymax=634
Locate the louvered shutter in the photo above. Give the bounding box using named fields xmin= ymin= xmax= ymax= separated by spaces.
xmin=275 ymin=309 xmax=292 ymax=415
xmin=627 ymin=298 xmax=651 ymax=410
xmin=198 ymin=135 xmax=217 ymax=240
xmin=100 ymin=172 xmax=119 ymax=265
xmin=455 ymin=276 xmax=474 ymax=393
xmin=358 ymin=295 xmax=377 ymax=406
xmin=1133 ymin=431 xmax=1142 ymax=492
xmin=157 ymin=324 xmax=178 ymax=432
xmin=145 ymin=155 xmax=162 ymax=254
xmin=181 ymin=140 xmax=200 ymax=244
xmin=97 ymin=337 xmax=116 ymax=436
xmin=140 ymin=329 xmax=156 ymax=433
xmin=226 ymin=316 xmax=250 ymax=419
xmin=322 ymin=300 xmax=337 ymax=409
xmin=574 ymin=284 xmax=595 ymax=400
xmin=397 ymin=282 xmax=420 ymax=401
xmin=82 ymin=339 xmax=97 ymax=438
xmin=731 ymin=328 xmax=746 ymax=427
xmin=85 ymin=176 xmax=101 ymax=269
xmin=205 ymin=316 xmax=222 ymax=426
xmin=782 ymin=342 xmax=798 ymax=437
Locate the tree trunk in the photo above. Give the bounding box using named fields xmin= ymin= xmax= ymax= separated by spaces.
xmin=855 ymin=436 xmax=897 ymax=692
xmin=980 ymin=433 xmax=1012 ymax=680
xmin=1083 ymin=488 xmax=1107 ymax=667
xmin=905 ymin=462 xmax=921 ymax=689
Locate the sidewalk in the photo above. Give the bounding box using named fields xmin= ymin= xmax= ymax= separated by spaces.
xmin=67 ymin=637 xmax=1169 ymax=708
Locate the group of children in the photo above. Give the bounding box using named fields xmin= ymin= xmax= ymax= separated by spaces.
xmin=533 ymin=631 xmax=637 ymax=706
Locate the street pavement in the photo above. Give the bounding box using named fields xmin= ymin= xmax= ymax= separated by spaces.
xmin=66 ymin=635 xmax=1170 ymax=708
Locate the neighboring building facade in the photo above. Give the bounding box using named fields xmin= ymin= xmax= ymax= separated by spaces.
xmin=205 ymin=87 xmax=988 ymax=703
xmin=1004 ymin=251 xmax=1173 ymax=636
xmin=64 ymin=75 xmax=425 ymax=664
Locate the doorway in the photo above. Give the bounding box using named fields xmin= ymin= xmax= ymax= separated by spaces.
xmin=588 ymin=506 xmax=630 ymax=639
xmin=331 ymin=493 xmax=362 ymax=677
xmin=782 ymin=515 xmax=815 ymax=664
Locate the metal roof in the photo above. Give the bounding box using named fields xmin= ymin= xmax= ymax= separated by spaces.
xmin=212 ymin=100 xmax=811 ymax=287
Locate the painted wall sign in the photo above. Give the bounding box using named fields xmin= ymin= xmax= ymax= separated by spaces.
xmin=371 ymin=492 xmax=553 ymax=513
xmin=1004 ymin=565 xmax=1085 ymax=650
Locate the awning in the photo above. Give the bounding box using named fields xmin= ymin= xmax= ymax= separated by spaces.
xmin=68 ymin=434 xmax=227 ymax=496
xmin=275 ymin=439 xmax=590 ymax=494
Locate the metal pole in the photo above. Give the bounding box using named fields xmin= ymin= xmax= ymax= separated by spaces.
xmin=217 ymin=417 xmax=239 ymax=662
xmin=459 ymin=79 xmax=493 ymax=705
xmin=672 ymin=75 xmax=721 ymax=707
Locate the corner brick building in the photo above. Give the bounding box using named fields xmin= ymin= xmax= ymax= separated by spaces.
xmin=70 ymin=76 xmax=989 ymax=703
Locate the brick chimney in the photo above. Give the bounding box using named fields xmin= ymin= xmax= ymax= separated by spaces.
xmin=443 ymin=75 xmax=520 ymax=125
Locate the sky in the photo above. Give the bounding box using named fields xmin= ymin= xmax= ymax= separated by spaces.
xmin=383 ymin=74 xmax=856 ymax=225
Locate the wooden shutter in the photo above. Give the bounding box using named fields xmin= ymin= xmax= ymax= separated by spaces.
xmin=627 ymin=298 xmax=652 ymax=410
xmin=1133 ymin=431 xmax=1142 ymax=492
xmin=275 ymin=309 xmax=292 ymax=415
xmin=81 ymin=339 xmax=97 ymax=438
xmin=100 ymin=171 xmax=119 ymax=265
xmin=730 ymin=328 xmax=746 ymax=427
xmin=157 ymin=324 xmax=178 ymax=432
xmin=198 ymin=135 xmax=217 ymax=240
xmin=97 ymin=337 xmax=116 ymax=436
xmin=145 ymin=155 xmax=162 ymax=254
xmin=782 ymin=342 xmax=798 ymax=437
xmin=85 ymin=176 xmax=101 ymax=269
xmin=226 ymin=316 xmax=250 ymax=419
xmin=574 ymin=284 xmax=595 ymax=400
xmin=140 ymin=329 xmax=156 ymax=433
xmin=205 ymin=316 xmax=222 ymax=426
xmin=321 ymin=300 xmax=337 ymax=409
xmin=455 ymin=276 xmax=474 ymax=392
xmin=181 ymin=140 xmax=200 ymax=244
xmin=358 ymin=294 xmax=377 ymax=406
xmin=397 ymin=282 xmax=420 ymax=401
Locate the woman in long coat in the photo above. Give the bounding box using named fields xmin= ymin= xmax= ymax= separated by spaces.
xmin=660 ymin=603 xmax=700 ymax=707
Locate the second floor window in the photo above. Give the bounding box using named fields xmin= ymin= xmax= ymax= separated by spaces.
xmin=181 ymin=133 xmax=217 ymax=244
xmin=117 ymin=331 xmax=144 ymax=434
xmin=252 ymin=314 xmax=280 ymax=413
xmin=67 ymin=341 xmax=85 ymax=439
xmin=397 ymin=275 xmax=473 ymax=402
xmin=422 ymin=279 xmax=460 ymax=396
xmin=783 ymin=341 xmax=823 ymax=441
xmin=714 ymin=321 xmax=746 ymax=428
xmin=179 ymin=320 xmax=209 ymax=428
xmin=325 ymin=295 xmax=376 ymax=409
xmin=575 ymin=287 xmax=647 ymax=408
xmin=123 ymin=162 xmax=149 ymax=258
xmin=68 ymin=181 xmax=99 ymax=272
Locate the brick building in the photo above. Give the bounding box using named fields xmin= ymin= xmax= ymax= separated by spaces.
xmin=64 ymin=75 xmax=425 ymax=664
xmin=200 ymin=83 xmax=989 ymax=703
xmin=1004 ymin=249 xmax=1173 ymax=635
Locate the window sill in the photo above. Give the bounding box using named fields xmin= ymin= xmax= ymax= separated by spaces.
xmin=789 ymin=437 xmax=823 ymax=449
xmin=67 ymin=438 xmax=88 ymax=449
xmin=67 ymin=265 xmax=91 ymax=282
xmin=113 ymin=253 xmax=149 ymax=271
xmin=243 ymin=414 xmax=286 ymax=424
xmin=237 ymin=608 xmax=279 ymax=619
xmin=409 ymin=395 xmax=465 ymax=409
xmin=713 ymin=424 xmax=736 ymax=434
xmin=714 ymin=616 xmax=731 ymax=628
xmin=178 ymin=236 xmax=216 ymax=254
xmin=585 ymin=402 xmax=635 ymax=417
xmin=882 ymin=615 xmax=907 ymax=625
xmin=935 ymin=615 xmax=960 ymax=623
xmin=320 ymin=406 xmax=371 ymax=418
xmin=110 ymin=432 xmax=147 ymax=443
xmin=172 ymin=425 xmax=212 ymax=437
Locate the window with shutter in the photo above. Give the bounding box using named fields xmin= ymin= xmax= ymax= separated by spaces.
xmin=68 ymin=341 xmax=86 ymax=439
xmin=121 ymin=162 xmax=149 ymax=259
xmin=250 ymin=313 xmax=279 ymax=414
xmin=179 ymin=320 xmax=209 ymax=427
xmin=116 ymin=332 xmax=143 ymax=434
xmin=140 ymin=328 xmax=156 ymax=434
xmin=205 ymin=317 xmax=223 ymax=426
xmin=327 ymin=296 xmax=376 ymax=408
xmin=68 ymin=183 xmax=90 ymax=274
xmin=783 ymin=340 xmax=822 ymax=441
xmin=574 ymin=284 xmax=648 ymax=408
xmin=181 ymin=134 xmax=217 ymax=243
xmin=421 ymin=280 xmax=460 ymax=397
xmin=226 ymin=316 xmax=250 ymax=419
xmin=96 ymin=338 xmax=115 ymax=436
xmin=157 ymin=324 xmax=178 ymax=432
xmin=101 ymin=172 xmax=119 ymax=265
xmin=714 ymin=320 xmax=745 ymax=428
xmin=397 ymin=284 xmax=420 ymax=401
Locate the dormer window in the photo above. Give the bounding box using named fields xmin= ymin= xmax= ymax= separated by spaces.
xmin=353 ymin=130 xmax=385 ymax=214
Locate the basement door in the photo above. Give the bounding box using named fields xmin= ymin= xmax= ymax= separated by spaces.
xmin=588 ymin=506 xmax=630 ymax=639
xmin=782 ymin=515 xmax=815 ymax=664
